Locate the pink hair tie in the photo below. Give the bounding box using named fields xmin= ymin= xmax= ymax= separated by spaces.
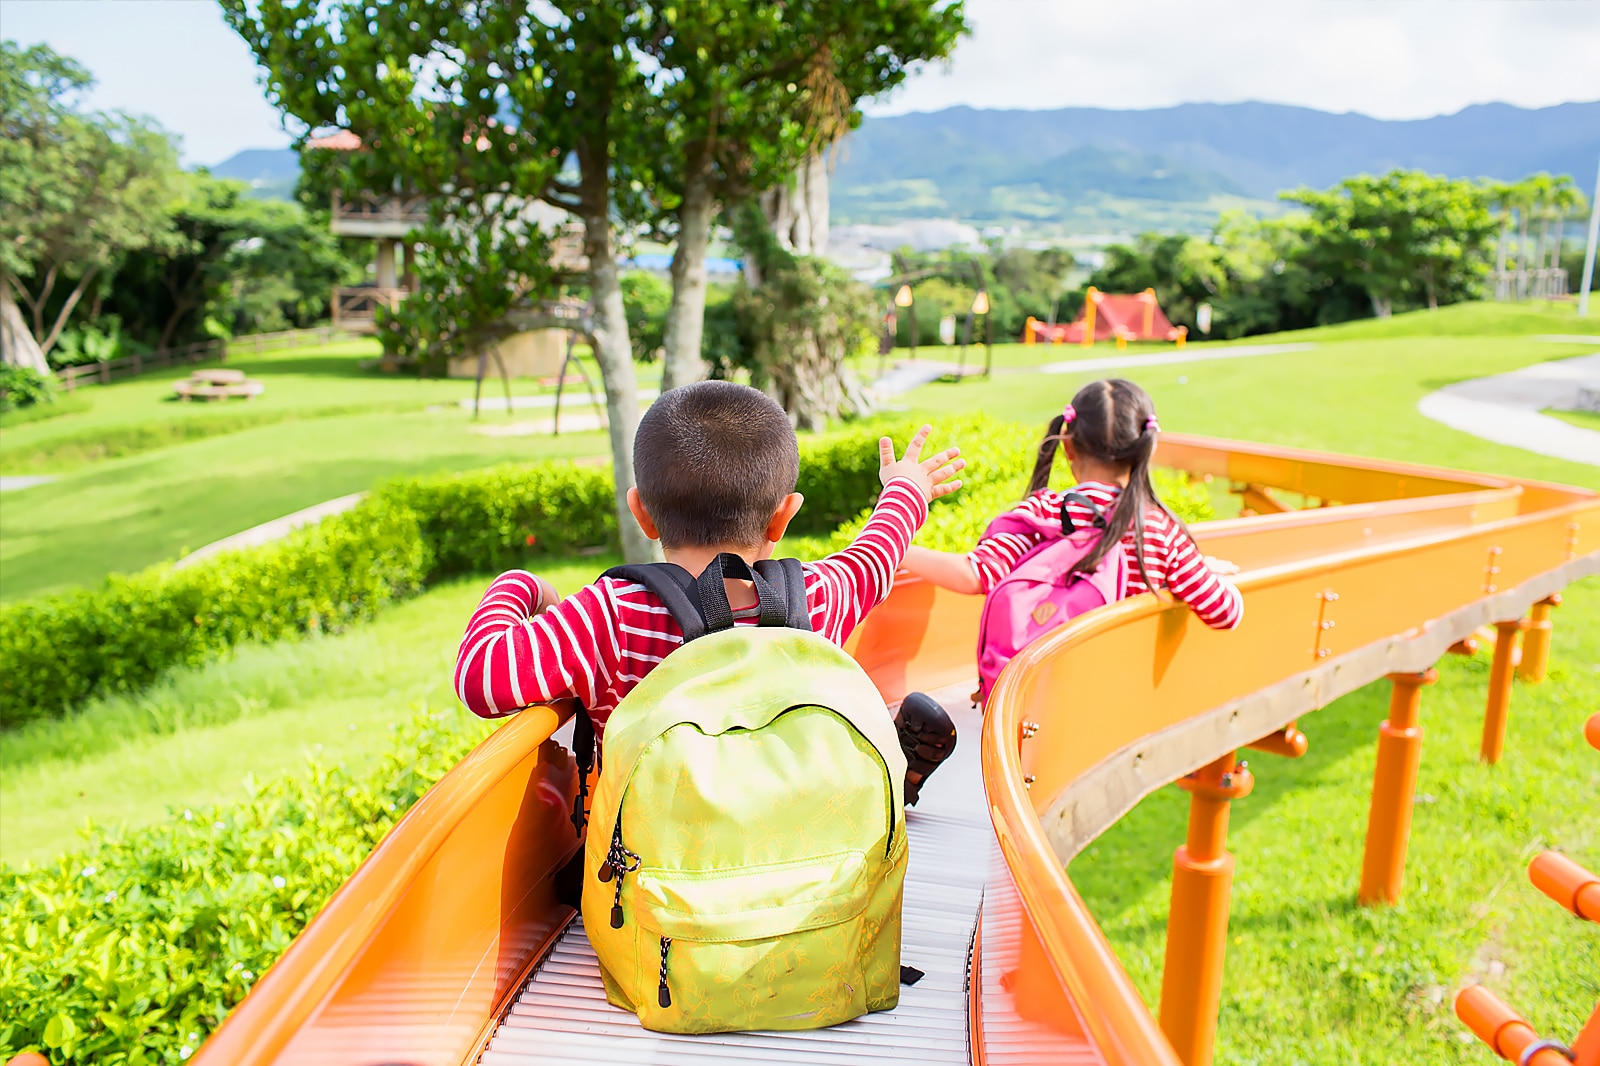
xmin=1146 ymin=414 xmax=1160 ymax=433
xmin=1062 ymin=403 xmax=1077 ymax=426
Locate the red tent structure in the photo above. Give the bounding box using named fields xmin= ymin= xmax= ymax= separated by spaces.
xmin=1025 ymin=287 xmax=1188 ymax=347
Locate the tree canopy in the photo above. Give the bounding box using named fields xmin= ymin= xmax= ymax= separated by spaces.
xmin=0 ymin=41 xmax=180 ymax=362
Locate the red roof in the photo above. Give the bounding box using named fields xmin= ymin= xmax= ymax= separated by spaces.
xmin=306 ymin=130 xmax=362 ymax=151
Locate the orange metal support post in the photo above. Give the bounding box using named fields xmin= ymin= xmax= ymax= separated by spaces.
xmin=1081 ymin=287 xmax=1099 ymax=348
xmin=1159 ymin=752 xmax=1253 ymax=1066
xmin=1482 ymin=619 xmax=1525 ymax=764
xmin=1359 ymin=669 xmax=1438 ymax=905
xmin=1517 ymin=594 xmax=1561 ymax=683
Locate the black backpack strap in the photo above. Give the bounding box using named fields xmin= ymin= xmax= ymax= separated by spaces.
xmin=754 ymin=557 xmax=813 ymax=632
xmin=695 ymin=552 xmax=788 ymax=631
xmin=1059 ymin=490 xmax=1108 ymax=534
xmin=603 ymin=555 xmax=808 ymax=640
xmin=603 ymin=562 xmax=708 ymax=642
xmin=569 ymin=702 xmax=598 ymax=835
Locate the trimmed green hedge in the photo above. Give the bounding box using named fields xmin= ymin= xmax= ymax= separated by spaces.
xmin=0 ymin=414 xmax=1214 ymax=729
xmin=0 ymin=709 xmax=489 ymax=1065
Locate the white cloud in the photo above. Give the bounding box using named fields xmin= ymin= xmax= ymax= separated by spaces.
xmin=869 ymin=0 xmax=1600 ymax=119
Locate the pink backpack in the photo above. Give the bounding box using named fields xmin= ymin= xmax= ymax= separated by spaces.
xmin=975 ymin=492 xmax=1128 ymax=704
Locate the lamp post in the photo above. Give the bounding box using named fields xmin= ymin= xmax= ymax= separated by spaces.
xmin=894 ymin=284 xmax=916 ymax=359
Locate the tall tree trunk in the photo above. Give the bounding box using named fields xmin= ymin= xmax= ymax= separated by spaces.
xmin=660 ymin=149 xmax=714 ymax=393
xmin=1 ymin=278 xmax=50 ymax=373
xmin=758 ymin=151 xmax=829 ymax=256
xmin=578 ymin=153 xmax=658 ymax=564
xmin=1369 ymin=290 xmax=1392 ymax=318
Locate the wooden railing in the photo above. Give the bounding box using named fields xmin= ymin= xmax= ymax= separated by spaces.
xmin=52 ymin=327 xmax=356 ymax=392
xmin=331 ymin=190 xmax=430 ymax=228
xmin=331 ymin=287 xmax=410 ymax=331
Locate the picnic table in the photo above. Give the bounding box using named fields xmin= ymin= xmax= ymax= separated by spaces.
xmin=174 ymin=368 xmax=264 ymax=401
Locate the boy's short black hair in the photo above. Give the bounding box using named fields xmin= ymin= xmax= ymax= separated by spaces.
xmin=633 ymin=380 xmax=799 ymax=548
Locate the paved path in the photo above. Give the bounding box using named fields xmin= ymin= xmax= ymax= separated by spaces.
xmin=1035 ymin=340 xmax=1316 ymax=376
xmin=1417 ymin=350 xmax=1600 ymax=467
xmin=173 ymin=492 xmax=368 ymax=569
xmin=871 ymin=342 xmax=1316 ymax=396
xmin=0 ymin=475 xmax=57 ymax=492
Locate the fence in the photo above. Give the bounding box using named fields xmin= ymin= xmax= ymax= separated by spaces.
xmin=52 ymin=326 xmax=358 ymax=392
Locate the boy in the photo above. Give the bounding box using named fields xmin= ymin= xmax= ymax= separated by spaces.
xmin=454 ymin=381 xmax=965 ymax=748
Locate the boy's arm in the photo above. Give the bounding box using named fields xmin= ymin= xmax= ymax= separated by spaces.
xmin=453 ymin=571 xmax=618 ymax=717
xmin=806 ymin=426 xmax=963 ymax=639
xmin=808 ymin=477 xmax=929 ymax=626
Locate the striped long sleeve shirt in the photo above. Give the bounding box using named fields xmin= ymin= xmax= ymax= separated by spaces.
xmin=965 ymin=481 xmax=1243 ymax=630
xmin=454 ymin=478 xmax=929 ymax=733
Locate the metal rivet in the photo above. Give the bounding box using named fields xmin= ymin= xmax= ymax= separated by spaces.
xmin=1021 ymin=721 xmax=1040 ymax=739
xmin=1023 ymin=774 xmax=1036 ymax=789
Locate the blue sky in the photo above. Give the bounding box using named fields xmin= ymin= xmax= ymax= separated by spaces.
xmin=4 ymin=0 xmax=1598 ymax=168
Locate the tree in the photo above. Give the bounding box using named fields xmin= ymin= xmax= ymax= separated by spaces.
xmin=0 ymin=42 xmax=179 ymax=365
xmin=102 ymin=172 xmax=356 ymax=348
xmin=646 ymin=1 xmax=966 ymax=393
xmin=1283 ymin=170 xmax=1493 ymax=318
xmin=225 ymin=0 xmax=659 ymax=561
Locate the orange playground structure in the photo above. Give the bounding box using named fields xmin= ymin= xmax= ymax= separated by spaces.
xmin=1025 ymin=287 xmax=1189 ymax=348
xmin=191 ymin=435 xmax=1600 ymax=1066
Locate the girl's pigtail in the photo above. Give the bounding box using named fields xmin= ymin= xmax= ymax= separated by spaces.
xmin=1026 ymin=414 xmax=1065 ymax=496
xmin=1113 ymin=430 xmax=1160 ymax=591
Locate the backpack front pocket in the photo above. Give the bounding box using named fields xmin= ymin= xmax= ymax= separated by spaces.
xmin=631 ymin=851 xmax=872 ymax=1032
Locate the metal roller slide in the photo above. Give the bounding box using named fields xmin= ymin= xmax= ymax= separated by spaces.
xmin=192 ymin=435 xmax=1600 ymax=1066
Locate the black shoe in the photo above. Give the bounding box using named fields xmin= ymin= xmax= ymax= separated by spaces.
xmin=895 ymin=692 xmax=957 ymax=806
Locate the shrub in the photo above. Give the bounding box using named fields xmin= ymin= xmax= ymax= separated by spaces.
xmin=376 ymin=462 xmax=617 ymax=577
xmin=0 ymin=417 xmax=1215 ymax=728
xmin=0 ymin=365 xmax=54 ymax=412
xmin=0 ymin=498 xmax=430 ymax=728
xmin=0 ymin=708 xmax=490 ymax=1065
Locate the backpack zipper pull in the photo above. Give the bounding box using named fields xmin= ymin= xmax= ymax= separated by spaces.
xmin=657 ymin=936 xmax=672 ymax=1008
xmin=601 ymin=819 xmax=640 ymax=928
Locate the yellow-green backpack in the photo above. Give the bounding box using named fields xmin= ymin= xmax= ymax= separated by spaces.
xmin=579 ymin=554 xmax=908 ymax=1034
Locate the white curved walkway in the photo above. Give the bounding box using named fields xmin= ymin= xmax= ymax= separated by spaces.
xmin=1417 ymin=348 xmax=1600 ymax=467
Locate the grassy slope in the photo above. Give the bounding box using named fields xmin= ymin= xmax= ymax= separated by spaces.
xmin=0 ymin=555 xmax=615 ymax=865
xmin=0 ymin=341 xmax=629 ymax=602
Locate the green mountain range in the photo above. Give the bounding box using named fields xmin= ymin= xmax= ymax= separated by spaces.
xmin=831 ymin=100 xmax=1600 ymax=235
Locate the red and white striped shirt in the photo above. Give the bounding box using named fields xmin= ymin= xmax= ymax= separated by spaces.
xmin=965 ymin=481 xmax=1243 ymax=630
xmin=454 ymin=478 xmax=928 ymax=733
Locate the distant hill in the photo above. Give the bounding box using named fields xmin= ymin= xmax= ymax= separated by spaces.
xmin=833 ymin=100 xmax=1600 ymax=235
xmin=207 ymin=148 xmax=300 ymax=200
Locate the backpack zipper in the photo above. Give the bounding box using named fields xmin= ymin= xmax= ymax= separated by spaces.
xmin=596 ymin=816 xmax=640 ymax=928
xmin=657 ymin=936 xmax=673 ymax=1008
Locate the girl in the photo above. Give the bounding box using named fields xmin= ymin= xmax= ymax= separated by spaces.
xmin=892 ymin=378 xmax=1242 ymax=803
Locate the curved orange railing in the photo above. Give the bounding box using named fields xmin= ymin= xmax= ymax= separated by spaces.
xmin=977 ymin=441 xmax=1600 ymax=1064
xmin=194 ymin=434 xmax=1600 ymax=1066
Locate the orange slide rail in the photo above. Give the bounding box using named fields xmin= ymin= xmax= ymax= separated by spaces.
xmin=193 ymin=434 xmax=1600 ymax=1066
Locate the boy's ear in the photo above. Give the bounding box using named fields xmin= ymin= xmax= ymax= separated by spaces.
xmin=626 ymin=487 xmax=661 ymax=541
xmin=764 ymin=492 xmax=805 ymax=545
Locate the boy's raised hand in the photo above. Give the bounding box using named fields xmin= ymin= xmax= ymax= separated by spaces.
xmin=879 ymin=424 xmax=964 ymax=503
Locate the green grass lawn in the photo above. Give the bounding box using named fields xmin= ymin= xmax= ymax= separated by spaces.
xmin=0 ymin=340 xmax=639 ymax=602
xmin=1070 ymin=575 xmax=1600 ymax=1065
xmin=899 ymin=304 xmax=1600 ymax=491
xmin=3 ymin=299 xmax=1598 ymax=1059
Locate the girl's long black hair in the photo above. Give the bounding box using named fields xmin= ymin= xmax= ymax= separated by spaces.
xmin=1026 ymin=378 xmax=1185 ymax=589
